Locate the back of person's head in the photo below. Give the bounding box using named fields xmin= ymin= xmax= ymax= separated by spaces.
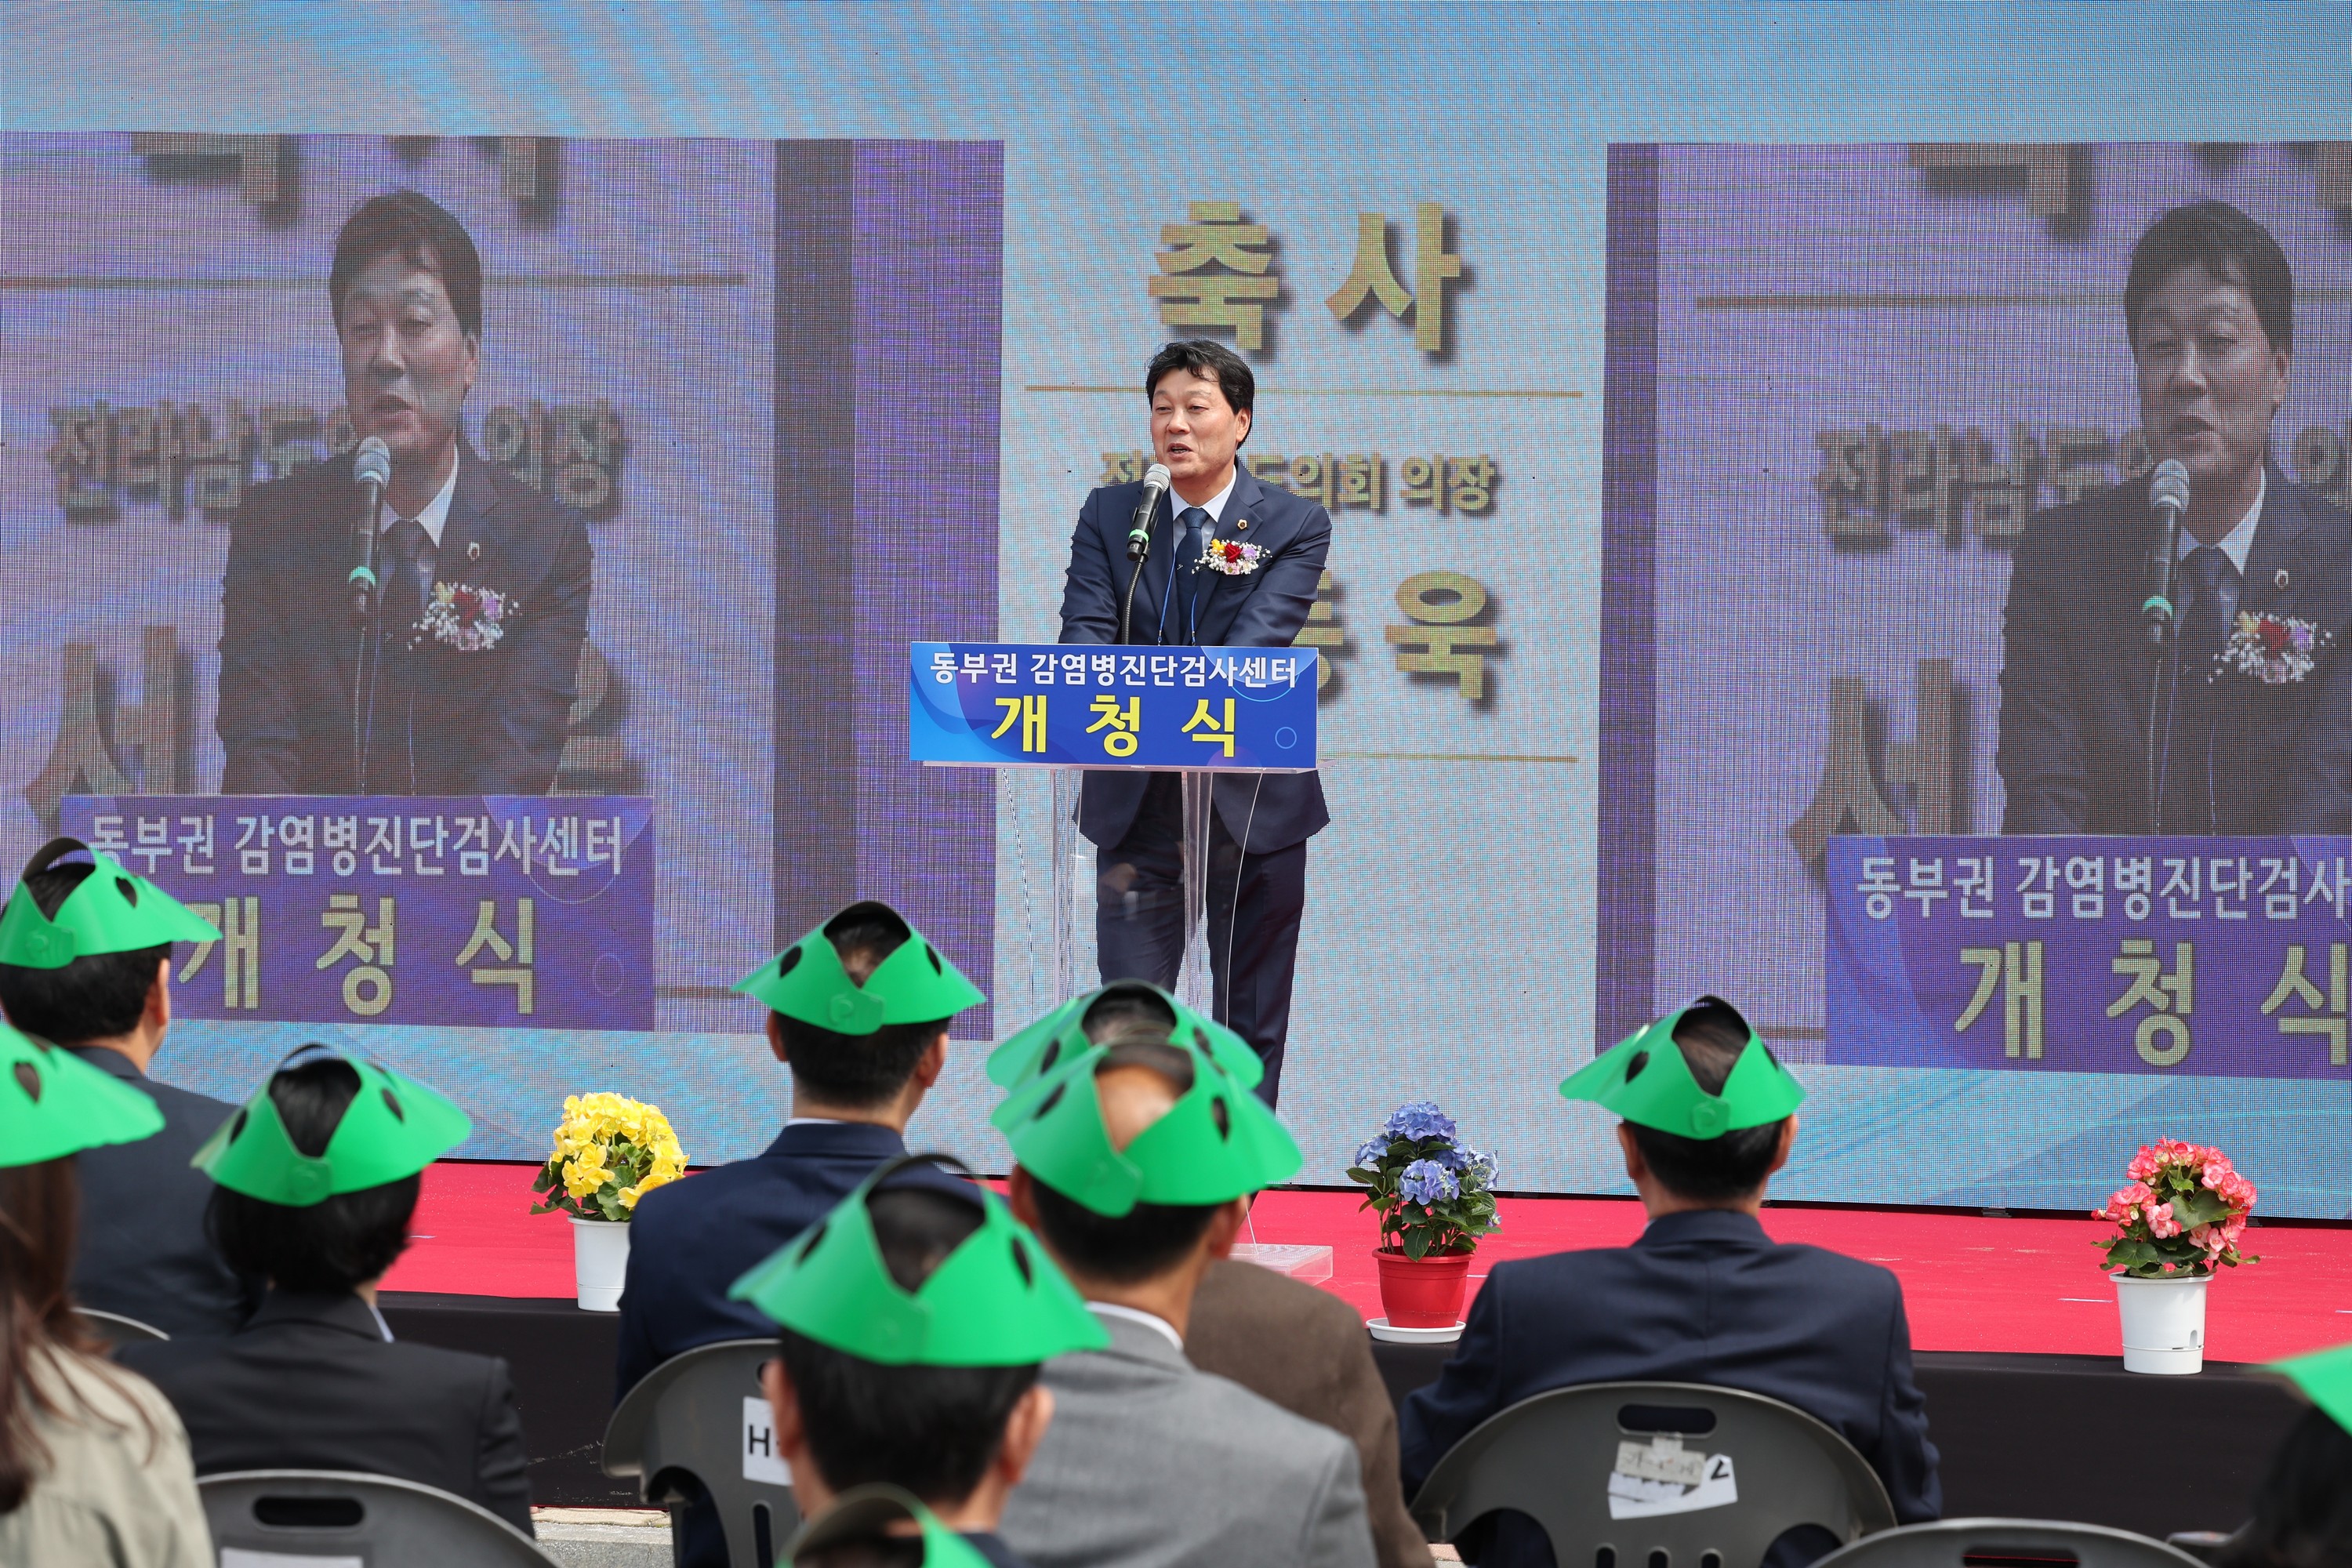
xmin=0 ymin=862 xmax=166 ymax=1047
xmin=1079 ymin=983 xmax=1178 ymax=1046
xmin=2125 ymin=199 xmax=2293 ymax=355
xmin=2223 ymin=1406 xmax=2352 ymax=1568
xmin=207 ymin=1058 xmax=419 ymax=1293
xmin=775 ymin=903 xmax=953 ymax=1109
xmin=775 ymin=1182 xmax=1039 ymax=1504
xmin=1022 ymin=1038 xmax=1225 ymax=1283
xmin=0 ymin=1155 xmax=102 ymax=1511
xmin=1624 ymin=1000 xmax=1790 ymax=1203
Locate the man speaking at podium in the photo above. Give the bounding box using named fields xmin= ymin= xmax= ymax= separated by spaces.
xmin=1057 ymin=341 xmax=1331 ymax=1105
xmin=216 ymin=191 xmax=593 ymax=796
xmin=1997 ymin=201 xmax=2351 ymax=835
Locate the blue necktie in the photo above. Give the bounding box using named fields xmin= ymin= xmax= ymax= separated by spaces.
xmin=2176 ymin=545 xmax=2239 ymax=681
xmin=1176 ymin=506 xmax=1207 ymax=637
xmin=2165 ymin=545 xmax=2241 ymax=832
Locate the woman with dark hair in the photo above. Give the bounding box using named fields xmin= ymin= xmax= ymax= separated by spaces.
xmin=0 ymin=1023 xmax=210 ymax=1566
xmin=120 ymin=1047 xmax=535 ymax=1534
xmin=2223 ymin=1345 xmax=2352 ymax=1568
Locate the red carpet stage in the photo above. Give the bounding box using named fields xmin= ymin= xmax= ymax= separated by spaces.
xmin=387 ymin=1162 xmax=2352 ymax=1362
xmin=377 ymin=1163 xmax=2348 ymax=1534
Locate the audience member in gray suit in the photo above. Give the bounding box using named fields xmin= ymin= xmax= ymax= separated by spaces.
xmin=996 ymin=1032 xmax=1378 ymax=1568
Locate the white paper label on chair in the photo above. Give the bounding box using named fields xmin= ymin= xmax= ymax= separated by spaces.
xmin=1606 ymin=1436 xmax=1736 ymax=1519
xmin=220 ymin=1551 xmax=365 ymax=1568
xmin=744 ymin=1395 xmax=793 ymax=1486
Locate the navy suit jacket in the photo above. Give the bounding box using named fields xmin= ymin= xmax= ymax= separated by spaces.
xmin=217 ymin=441 xmax=593 ymax=795
xmin=1398 ymin=1210 xmax=1940 ymax=1568
xmin=1998 ymin=461 xmax=2352 ymax=833
xmin=1058 ymin=467 xmax=1331 ymax=854
xmin=122 ymin=1289 xmax=533 ymax=1534
xmin=66 ymin=1047 xmax=260 ymax=1339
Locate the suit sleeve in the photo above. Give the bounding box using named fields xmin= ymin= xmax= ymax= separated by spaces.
xmin=1329 ymin=1323 xmax=1437 ymax=1568
xmin=1229 ymin=501 xmax=1330 ymax=648
xmin=1298 ymin=1436 xmax=1381 ymax=1568
xmin=1396 ymin=1264 xmax=1508 ymax=1501
xmin=473 ymin=1356 xmax=537 ymax=1535
xmin=216 ymin=495 xmax=302 ymax=793
xmin=1873 ymin=1290 xmax=1942 ymax=1524
xmin=1994 ymin=517 xmax=2092 ymax=833
xmin=1058 ymin=488 xmax=1123 ymax=645
xmin=479 ymin=509 xmax=591 ymax=795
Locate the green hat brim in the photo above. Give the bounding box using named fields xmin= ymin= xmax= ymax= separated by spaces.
xmin=734 ymin=906 xmax=984 ymax=1034
xmin=1559 ymin=999 xmax=1805 ymax=1140
xmin=195 ymin=1049 xmax=472 ymax=1205
xmin=1004 ymin=1038 xmax=1301 ymax=1217
xmin=0 ymin=838 xmax=222 ymax=969
xmin=728 ymin=1157 xmax=1107 ymax=1365
xmin=789 ymin=1486 xmax=999 ymax=1568
xmin=0 ymin=1025 xmax=165 ymax=1166
xmin=2271 ymin=1342 xmax=2352 ymax=1435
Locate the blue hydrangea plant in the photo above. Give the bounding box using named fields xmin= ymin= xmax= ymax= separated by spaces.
xmin=1347 ymin=1100 xmax=1501 ymax=1261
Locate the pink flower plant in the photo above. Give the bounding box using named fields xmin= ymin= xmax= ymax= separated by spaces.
xmin=2095 ymin=1138 xmax=2259 ymax=1279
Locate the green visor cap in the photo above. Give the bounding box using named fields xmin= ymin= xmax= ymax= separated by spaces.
xmin=1558 ymin=996 xmax=1806 ymax=1140
xmin=1002 ymin=1034 xmax=1302 ymax=1217
xmin=733 ymin=902 xmax=984 ymax=1035
xmin=789 ymin=1486 xmax=997 ymax=1568
xmin=0 ymin=1023 xmax=165 ymax=1167
xmin=728 ymin=1156 xmax=1107 ymax=1366
xmin=987 ymin=982 xmax=1263 ymax=1100
xmin=0 ymin=837 xmax=222 ymax=969
xmin=194 ymin=1047 xmax=473 ymax=1206
xmin=2271 ymin=1341 xmax=2352 ymax=1436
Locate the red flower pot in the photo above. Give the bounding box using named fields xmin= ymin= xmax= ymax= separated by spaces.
xmin=1374 ymin=1247 xmax=1473 ymax=1328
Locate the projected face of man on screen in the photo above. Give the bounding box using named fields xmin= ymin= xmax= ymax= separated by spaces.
xmin=334 ymin=222 xmax=481 ymax=517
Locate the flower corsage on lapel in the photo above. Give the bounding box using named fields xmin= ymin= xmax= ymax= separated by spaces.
xmin=415 ymin=582 xmax=516 ymax=652
xmin=1200 ymin=536 xmax=1264 ymax=576
xmin=2216 ymin=612 xmax=2331 ymax=686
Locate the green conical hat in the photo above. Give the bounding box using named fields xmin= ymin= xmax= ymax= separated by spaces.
xmin=0 ymin=1022 xmax=165 ymax=1167
xmin=0 ymin=837 xmax=221 ymax=969
xmin=987 ymin=982 xmax=1264 ymax=1099
xmin=1003 ymin=1033 xmax=1301 ymax=1217
xmin=730 ymin=1156 xmax=1106 ymax=1366
xmin=2272 ymin=1342 xmax=2352 ymax=1435
xmin=1559 ymin=996 xmax=1806 ymax=1140
xmin=194 ymin=1047 xmax=472 ymax=1205
xmin=789 ymin=1485 xmax=996 ymax=1568
xmin=734 ymin=902 xmax=984 ymax=1035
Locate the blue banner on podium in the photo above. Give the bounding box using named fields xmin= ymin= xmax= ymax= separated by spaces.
xmin=909 ymin=643 xmax=1318 ymax=771
xmin=57 ymin=795 xmax=655 ymax=1032
xmin=1827 ymin=835 xmax=2352 ymax=1080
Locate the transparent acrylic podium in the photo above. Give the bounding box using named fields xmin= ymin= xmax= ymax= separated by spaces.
xmin=1047 ymin=769 xmax=1218 ymax=1018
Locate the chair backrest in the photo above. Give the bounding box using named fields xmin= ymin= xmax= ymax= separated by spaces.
xmin=1409 ymin=1381 xmax=1898 ymax=1568
xmin=75 ymin=1307 xmax=168 ymax=1345
xmin=198 ymin=1468 xmax=557 ymax=1566
xmin=604 ymin=1338 xmax=797 ymax=1568
xmin=1812 ymin=1519 xmax=2211 ymax=1567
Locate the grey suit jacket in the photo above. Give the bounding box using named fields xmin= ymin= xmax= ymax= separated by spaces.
xmin=1000 ymin=1311 xmax=1378 ymax=1568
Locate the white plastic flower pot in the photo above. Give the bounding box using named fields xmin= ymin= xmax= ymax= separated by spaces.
xmin=2112 ymin=1271 xmax=2209 ymax=1374
xmin=572 ymin=1217 xmax=632 ymax=1312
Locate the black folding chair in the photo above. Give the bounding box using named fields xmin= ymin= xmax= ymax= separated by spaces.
xmin=198 ymin=1468 xmax=556 ymax=1566
xmin=1812 ymin=1518 xmax=2209 ymax=1566
xmin=604 ymin=1338 xmax=797 ymax=1568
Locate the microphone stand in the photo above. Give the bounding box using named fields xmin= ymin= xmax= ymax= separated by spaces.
xmin=2143 ymin=622 xmax=2169 ymax=837
xmin=1120 ymin=525 xmax=1151 ymax=646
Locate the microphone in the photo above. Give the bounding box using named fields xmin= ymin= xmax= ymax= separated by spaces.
xmin=1126 ymin=463 xmax=1172 ymax=563
xmin=2139 ymin=459 xmax=2193 ymax=648
xmin=347 ymin=437 xmax=394 ymax=627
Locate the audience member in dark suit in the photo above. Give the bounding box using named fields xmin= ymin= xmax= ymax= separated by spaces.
xmin=1058 ymin=340 xmax=1331 ymax=1105
xmin=1998 ymin=200 xmax=2350 ymax=834
xmin=2222 ymin=1342 xmax=2352 ymax=1568
xmin=618 ymin=900 xmax=986 ymax=1568
xmin=1400 ymin=999 xmax=1940 ymax=1568
xmin=999 ymin=1031 xmax=1377 ymax=1568
xmin=736 ymin=1161 xmax=1111 ymax=1568
xmin=0 ymin=839 xmax=258 ymax=1338
xmin=121 ymin=1050 xmax=531 ymax=1533
xmin=216 ymin=188 xmax=591 ymax=796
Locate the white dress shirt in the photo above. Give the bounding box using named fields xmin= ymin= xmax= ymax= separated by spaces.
xmin=1087 ymin=1300 xmax=1185 ymax=1353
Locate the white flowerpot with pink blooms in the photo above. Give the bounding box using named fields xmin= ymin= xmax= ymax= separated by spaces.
xmin=2094 ymin=1138 xmax=2259 ymax=1375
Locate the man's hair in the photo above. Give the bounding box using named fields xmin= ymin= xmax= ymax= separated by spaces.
xmin=776 ymin=903 xmax=949 ymax=1109
xmin=0 ymin=863 xmax=168 ymax=1046
xmin=2125 ymin=200 xmax=2293 ymax=355
xmin=1080 ymin=983 xmax=1178 ymax=1046
xmin=1024 ymin=1038 xmax=1223 ymax=1283
xmin=208 ymin=1057 xmax=419 ymax=1293
xmin=775 ymin=1183 xmax=1040 ymax=1505
xmin=2221 ymin=1406 xmax=2352 ymax=1568
xmin=330 ymin=189 xmax=485 ymax=342
xmin=1625 ymin=1000 xmax=1790 ymax=1203
xmin=1145 ymin=339 xmax=1255 ymax=434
